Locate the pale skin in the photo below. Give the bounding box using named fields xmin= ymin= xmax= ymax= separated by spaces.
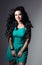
xmin=9 ymin=10 xmax=29 ymax=65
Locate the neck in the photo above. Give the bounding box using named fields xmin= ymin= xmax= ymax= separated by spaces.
xmin=18 ymin=21 xmax=22 ymax=24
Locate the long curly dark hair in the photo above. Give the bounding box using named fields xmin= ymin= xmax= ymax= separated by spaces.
xmin=5 ymin=6 xmax=33 ymax=44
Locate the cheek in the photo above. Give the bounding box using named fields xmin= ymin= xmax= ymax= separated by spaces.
xmin=19 ymin=15 xmax=22 ymax=19
xmin=15 ymin=16 xmax=17 ymax=20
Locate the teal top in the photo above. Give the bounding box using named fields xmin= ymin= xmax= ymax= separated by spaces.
xmin=6 ymin=27 xmax=28 ymax=64
xmin=12 ymin=27 xmax=27 ymax=51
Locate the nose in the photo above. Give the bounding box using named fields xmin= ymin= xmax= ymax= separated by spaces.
xmin=17 ymin=16 xmax=20 ymax=19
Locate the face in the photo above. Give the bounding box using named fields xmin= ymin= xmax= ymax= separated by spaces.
xmin=14 ymin=10 xmax=22 ymax=22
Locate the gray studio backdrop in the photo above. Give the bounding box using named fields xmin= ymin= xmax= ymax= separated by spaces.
xmin=0 ymin=0 xmax=42 ymax=65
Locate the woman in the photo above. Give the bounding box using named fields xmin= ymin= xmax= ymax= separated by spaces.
xmin=5 ymin=6 xmax=33 ymax=65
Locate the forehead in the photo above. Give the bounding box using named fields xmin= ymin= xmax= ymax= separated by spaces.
xmin=15 ymin=10 xmax=22 ymax=14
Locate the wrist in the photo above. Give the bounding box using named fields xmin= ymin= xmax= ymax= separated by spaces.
xmin=10 ymin=47 xmax=14 ymax=50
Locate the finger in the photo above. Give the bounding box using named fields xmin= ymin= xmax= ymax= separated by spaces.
xmin=18 ymin=54 xmax=21 ymax=57
xmin=15 ymin=53 xmax=16 ymax=56
xmin=17 ymin=54 xmax=19 ymax=57
xmin=12 ymin=52 xmax=16 ymax=56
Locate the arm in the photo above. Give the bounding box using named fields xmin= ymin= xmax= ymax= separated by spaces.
xmin=20 ymin=38 xmax=29 ymax=53
xmin=9 ymin=37 xmax=14 ymax=49
xmin=17 ymin=38 xmax=29 ymax=57
xmin=9 ymin=37 xmax=16 ymax=56
xmin=21 ymin=27 xmax=31 ymax=53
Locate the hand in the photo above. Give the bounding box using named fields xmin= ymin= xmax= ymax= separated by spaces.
xmin=17 ymin=50 xmax=23 ymax=57
xmin=11 ymin=50 xmax=16 ymax=57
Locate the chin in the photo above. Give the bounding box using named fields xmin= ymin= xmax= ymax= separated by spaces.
xmin=16 ymin=19 xmax=22 ymax=22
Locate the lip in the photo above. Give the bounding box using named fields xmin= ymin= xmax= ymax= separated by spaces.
xmin=17 ymin=18 xmax=20 ymax=20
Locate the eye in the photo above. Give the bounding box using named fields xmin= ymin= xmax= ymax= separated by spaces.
xmin=19 ymin=14 xmax=22 ymax=15
xmin=15 ymin=14 xmax=17 ymax=16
